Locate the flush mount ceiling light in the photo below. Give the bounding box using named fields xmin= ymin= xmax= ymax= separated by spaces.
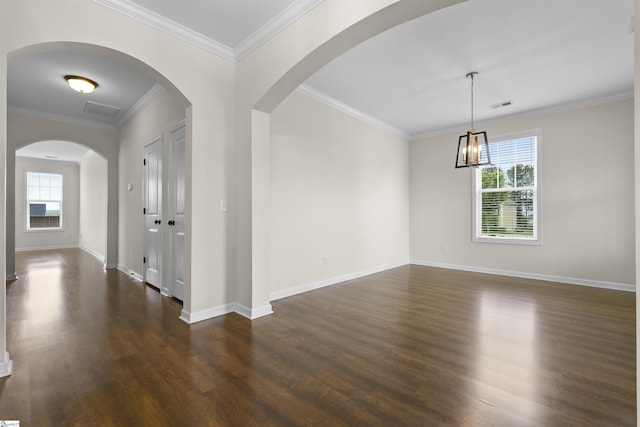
xmin=455 ymin=71 xmax=491 ymax=168
xmin=64 ymin=75 xmax=98 ymax=94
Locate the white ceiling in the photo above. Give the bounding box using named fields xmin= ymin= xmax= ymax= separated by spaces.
xmin=16 ymin=141 xmax=95 ymax=164
xmin=304 ymin=0 xmax=634 ymax=137
xmin=7 ymin=0 xmax=634 ymax=159
xmin=8 ymin=50 xmax=158 ymax=129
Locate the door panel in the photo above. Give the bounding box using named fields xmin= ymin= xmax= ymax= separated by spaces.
xmin=170 ymin=124 xmax=186 ymax=301
xmin=144 ymin=138 xmax=162 ymax=289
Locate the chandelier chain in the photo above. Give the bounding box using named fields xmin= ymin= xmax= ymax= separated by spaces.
xmin=470 ymin=72 xmax=474 ymax=131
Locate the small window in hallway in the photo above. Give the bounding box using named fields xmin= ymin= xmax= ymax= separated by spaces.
xmin=26 ymin=171 xmax=63 ymax=230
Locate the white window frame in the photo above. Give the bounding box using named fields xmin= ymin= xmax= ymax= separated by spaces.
xmin=472 ymin=129 xmax=542 ymax=245
xmin=26 ymin=171 xmax=64 ymax=232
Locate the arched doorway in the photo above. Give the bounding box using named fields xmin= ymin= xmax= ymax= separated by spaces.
xmin=12 ymin=140 xmax=108 ymax=266
xmin=6 ymin=41 xmax=191 ymax=303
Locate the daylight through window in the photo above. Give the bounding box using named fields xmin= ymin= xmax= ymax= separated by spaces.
xmin=473 ymin=131 xmax=540 ymax=244
xmin=27 ymin=171 xmax=63 ymax=230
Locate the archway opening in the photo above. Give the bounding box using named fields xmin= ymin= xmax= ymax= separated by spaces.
xmin=12 ymin=140 xmax=108 ymax=267
xmin=6 ymin=42 xmax=192 ymax=301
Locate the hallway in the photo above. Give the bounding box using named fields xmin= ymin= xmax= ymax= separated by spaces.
xmin=3 ymin=249 xmax=186 ymax=425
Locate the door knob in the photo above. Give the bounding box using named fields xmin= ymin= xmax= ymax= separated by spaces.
xmin=154 ymin=219 xmax=161 ymax=224
xmin=168 ymin=220 xmax=175 ymax=226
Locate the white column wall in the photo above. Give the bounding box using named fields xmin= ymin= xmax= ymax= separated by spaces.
xmin=79 ymin=151 xmax=108 ymax=262
xmin=0 ymin=47 xmax=8 ymax=376
xmin=633 ymin=2 xmax=639 ymax=424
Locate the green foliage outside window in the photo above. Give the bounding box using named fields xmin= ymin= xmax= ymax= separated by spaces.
xmin=480 ymin=164 xmax=534 ymax=237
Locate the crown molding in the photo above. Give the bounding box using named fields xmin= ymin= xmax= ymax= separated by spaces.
xmin=296 ymin=86 xmax=633 ymax=142
xmin=235 ymin=0 xmax=325 ymax=61
xmin=297 ymin=84 xmax=409 ymax=139
xmin=94 ymin=0 xmax=235 ymax=61
xmin=95 ymin=0 xmax=323 ymax=62
xmin=410 ymin=90 xmax=635 ymax=141
xmin=117 ymin=83 xmax=165 ymax=127
xmin=8 ymin=105 xmax=117 ymax=131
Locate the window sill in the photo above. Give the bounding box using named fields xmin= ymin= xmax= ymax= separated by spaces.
xmin=25 ymin=228 xmax=65 ymax=233
xmin=473 ymin=236 xmax=542 ymax=246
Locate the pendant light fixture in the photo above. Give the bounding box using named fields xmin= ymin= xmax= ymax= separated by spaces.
xmin=455 ymin=71 xmax=491 ymax=168
xmin=64 ymin=75 xmax=98 ymax=94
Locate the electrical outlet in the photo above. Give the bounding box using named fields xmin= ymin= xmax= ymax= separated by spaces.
xmin=442 ymin=245 xmax=448 ymax=253
xmin=323 ymin=256 xmax=329 ymax=266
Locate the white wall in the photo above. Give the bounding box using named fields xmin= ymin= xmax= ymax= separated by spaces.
xmin=15 ymin=157 xmax=79 ymax=251
xmin=633 ymin=3 xmax=639 ymax=423
xmin=118 ymin=90 xmax=185 ymax=280
xmin=269 ymin=90 xmax=410 ymax=297
xmin=411 ymin=98 xmax=635 ymax=288
xmin=79 ymin=151 xmax=108 ymax=261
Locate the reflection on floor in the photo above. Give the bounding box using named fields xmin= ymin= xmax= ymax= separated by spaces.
xmin=1 ymin=248 xmax=636 ymax=426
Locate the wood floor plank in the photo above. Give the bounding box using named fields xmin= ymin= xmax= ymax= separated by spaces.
xmin=1 ymin=249 xmax=635 ymax=426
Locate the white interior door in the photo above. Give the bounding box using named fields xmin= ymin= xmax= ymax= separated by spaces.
xmin=144 ymin=137 xmax=162 ymax=289
xmin=169 ymin=123 xmax=186 ymax=301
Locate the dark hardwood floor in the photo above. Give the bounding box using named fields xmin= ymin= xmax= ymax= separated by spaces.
xmin=1 ymin=249 xmax=635 ymax=426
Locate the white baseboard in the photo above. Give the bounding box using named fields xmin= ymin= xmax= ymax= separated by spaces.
xmin=180 ymin=303 xmax=235 ymax=324
xmin=104 ymin=263 xmax=118 ymax=270
xmin=179 ymin=309 xmax=192 ymax=323
xmin=79 ymin=245 xmax=105 ymax=264
xmin=269 ymin=260 xmax=410 ymax=301
xmin=234 ymin=303 xmax=273 ymax=320
xmin=116 ymin=265 xmax=143 ymax=282
xmin=179 ymin=302 xmax=274 ymax=324
xmin=0 ymin=352 xmax=13 ymax=378
xmin=16 ymin=244 xmax=77 ymax=252
xmin=410 ymin=259 xmax=636 ymax=292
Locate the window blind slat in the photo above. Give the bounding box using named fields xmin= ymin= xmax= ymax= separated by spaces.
xmin=475 ymin=134 xmax=539 ymax=241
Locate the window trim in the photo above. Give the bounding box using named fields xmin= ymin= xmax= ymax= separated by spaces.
xmin=25 ymin=170 xmax=64 ymax=232
xmin=471 ymin=129 xmax=542 ymax=246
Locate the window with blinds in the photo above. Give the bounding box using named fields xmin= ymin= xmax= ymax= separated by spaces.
xmin=27 ymin=171 xmax=63 ymax=230
xmin=473 ymin=130 xmax=541 ymax=244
